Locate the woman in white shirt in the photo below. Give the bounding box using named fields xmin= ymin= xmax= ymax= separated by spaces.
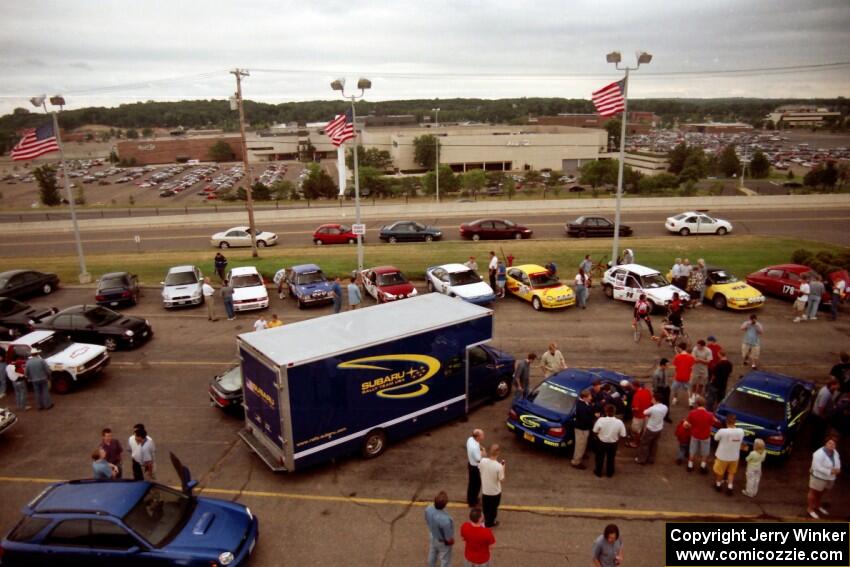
xmin=807 ymin=437 xmax=841 ymax=519
xmin=575 ymin=269 xmax=588 ymax=309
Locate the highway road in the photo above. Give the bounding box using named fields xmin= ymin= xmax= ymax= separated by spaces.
xmin=1 ymin=207 xmax=848 ymax=258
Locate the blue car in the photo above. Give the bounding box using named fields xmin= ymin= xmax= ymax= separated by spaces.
xmin=712 ymin=370 xmax=815 ymax=457
xmin=506 ymin=368 xmax=631 ymax=453
xmin=1 ymin=455 xmax=258 ymax=566
xmin=284 ymin=264 xmax=335 ymax=309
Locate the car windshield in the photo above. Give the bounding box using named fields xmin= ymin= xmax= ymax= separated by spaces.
xmin=711 ymin=270 xmax=738 ymax=284
xmin=85 ymin=306 xmax=121 ymax=325
xmin=230 ymin=274 xmax=262 ymax=288
xmin=504 ymin=220 xmax=516 ymax=227
xmin=217 ymin=366 xmax=242 ymax=391
xmin=165 ymin=271 xmax=197 ymax=286
xmin=723 ymin=389 xmax=786 ymax=423
xmin=573 ymin=216 xmax=586 ymax=224
xmin=0 ymin=277 xmax=8 ymax=288
xmin=641 ymin=274 xmax=668 ymax=289
xmin=449 ymin=270 xmax=481 ymax=286
xmin=34 ymin=334 xmax=72 ymax=357
xmin=296 ymin=271 xmax=326 ymax=285
xmin=123 ymin=485 xmax=194 ymax=548
xmin=377 ymin=272 xmax=407 ymax=286
xmin=529 ymin=272 xmax=560 ymax=287
xmin=100 ymin=276 xmax=126 ymax=289
xmin=0 ymin=298 xmax=26 ymax=316
xmin=528 ymin=381 xmax=577 ymax=414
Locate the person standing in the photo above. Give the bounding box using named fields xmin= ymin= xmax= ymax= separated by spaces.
xmin=635 ymin=393 xmax=667 ymax=465
xmin=347 ymin=277 xmax=362 ymax=310
xmin=694 ymin=259 xmax=708 ymax=306
xmin=7 ymin=359 xmax=29 ymax=410
xmin=466 ymin=429 xmax=486 ymax=507
xmin=496 ymin=261 xmax=507 ymax=299
xmin=811 ymin=379 xmax=839 ymax=448
xmin=575 ymin=268 xmax=588 ymax=309
xmin=622 ymin=248 xmax=634 ymax=265
xmin=253 ymin=315 xmax=268 ymax=332
xmin=740 ymin=314 xmax=763 ymax=369
xmin=592 ymin=405 xmax=626 ymax=478
xmin=267 ymin=313 xmax=283 ymax=328
xmin=793 ymin=275 xmax=810 ymax=323
xmin=220 ymin=280 xmax=235 ymax=321
xmin=424 ymin=491 xmax=454 ymax=567
xmin=679 ymin=259 xmax=692 ymax=294
xmin=706 ymin=351 xmax=732 ymax=411
xmin=214 ymin=252 xmax=228 ymax=282
xmin=671 ymin=343 xmax=694 ymax=406
xmin=460 ymin=508 xmax=496 ymax=567
xmin=713 ymin=413 xmax=746 ymax=495
xmin=478 ymin=445 xmax=505 ymax=528
xmin=685 ymin=397 xmax=714 ymax=474
xmin=806 ymin=275 xmax=824 ymax=321
xmin=627 ymin=381 xmax=652 ymax=448
xmin=332 ymin=276 xmax=343 ymax=314
xmin=202 ymin=277 xmax=217 ymax=321
xmin=675 ymin=416 xmax=691 ymax=465
xmin=807 ymin=437 xmax=841 ymax=519
xmin=92 ymin=447 xmax=118 ymax=480
xmin=25 ymin=350 xmax=53 ymax=410
xmin=512 ymin=353 xmax=536 ymax=400
xmin=830 ymin=351 xmax=850 ymax=394
xmin=581 ymin=255 xmax=594 ymax=288
xmin=592 ymin=524 xmax=624 ymax=567
xmin=540 ymin=343 xmax=567 ymax=377
xmin=827 ymin=276 xmax=845 ymax=321
xmin=671 ymin=258 xmax=683 ymax=290
xmin=690 ymin=340 xmax=713 ymax=404
xmin=100 ymin=428 xmax=123 ymax=479
xmin=464 ymin=256 xmax=479 ymax=273
xmin=129 ymin=425 xmax=156 ymax=481
xmin=487 ymin=252 xmax=498 ymax=291
xmin=652 ymin=358 xmax=672 ymax=422
xmin=571 ymin=389 xmax=595 ymax=469
xmin=741 ymin=438 xmax=766 ymax=498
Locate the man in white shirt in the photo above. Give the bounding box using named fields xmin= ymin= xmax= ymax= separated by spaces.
xmin=253 ymin=315 xmax=268 ymax=332
xmin=487 ymin=252 xmax=499 ymax=291
xmin=202 ymin=277 xmax=217 ymax=322
xmin=635 ymin=394 xmax=668 ymax=465
xmin=713 ymin=414 xmax=746 ymax=495
xmin=794 ymin=275 xmax=810 ymax=323
xmin=465 ymin=429 xmax=486 ymax=507
xmin=129 ymin=425 xmax=156 ymax=481
xmin=592 ymin=405 xmax=626 ymax=477
xmin=478 ymin=444 xmax=505 ymax=528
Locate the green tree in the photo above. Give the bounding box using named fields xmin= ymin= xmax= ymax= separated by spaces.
xmin=126 ymin=128 xmax=139 ymax=139
xmin=300 ymin=140 xmax=316 ymax=162
xmin=461 ymin=169 xmax=488 ymax=195
xmin=108 ymin=150 xmax=119 ymax=164
xmin=749 ymin=150 xmax=770 ymax=179
xmin=605 ymin=119 xmax=622 ymax=150
xmin=787 ymin=169 xmax=795 ymax=180
xmin=524 ymin=169 xmax=543 ymax=185
xmin=503 ymin=176 xmax=516 ymax=199
xmin=346 ymin=146 xmax=393 ymax=170
xmin=141 ymin=127 xmax=154 ymax=138
xmin=623 ymin=166 xmax=643 ymax=192
xmin=208 ymin=140 xmax=235 ymax=162
xmin=717 ymin=145 xmax=741 ymax=177
xmin=668 ymin=142 xmax=690 ymax=174
xmin=422 ymin=165 xmax=458 ymax=195
xmin=357 ymin=166 xmax=391 ymax=197
xmin=413 ymin=134 xmax=439 ymax=168
xmin=579 ymin=160 xmax=618 ymax=190
xmin=301 ymin=163 xmax=337 ymax=199
xmin=33 ymin=165 xmax=61 ymax=206
xmin=271 ymin=179 xmax=295 ymax=200
xmin=252 ymin=181 xmax=271 ymax=201
xmin=399 ymin=176 xmax=419 ymax=197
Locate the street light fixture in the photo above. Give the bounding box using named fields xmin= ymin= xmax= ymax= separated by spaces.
xmin=432 ymin=108 xmax=440 ymax=203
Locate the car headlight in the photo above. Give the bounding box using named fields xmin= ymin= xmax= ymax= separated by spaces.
xmin=124 ymin=330 xmax=134 ymax=337
xmin=246 ymin=506 xmax=253 ymax=520
xmin=434 ymin=232 xmax=442 ymax=236
xmin=219 ymin=551 xmax=235 ymax=565
xmin=192 ymin=290 xmax=201 ymax=297
xmin=410 ymin=288 xmax=419 ymax=296
xmin=383 ymin=292 xmax=396 ymax=300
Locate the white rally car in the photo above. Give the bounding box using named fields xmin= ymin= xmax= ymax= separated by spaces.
xmin=665 ymin=211 xmax=732 ymax=236
xmin=1 ymin=330 xmax=109 ymax=394
xmin=227 ymin=266 xmax=269 ymax=312
xmin=602 ymin=264 xmax=689 ymax=312
xmin=425 ymin=263 xmax=496 ymax=305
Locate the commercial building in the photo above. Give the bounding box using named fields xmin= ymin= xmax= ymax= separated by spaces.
xmin=116 ymin=135 xmax=243 ymax=165
xmin=621 ymin=151 xmax=670 ymax=176
xmin=766 ymin=105 xmax=843 ymax=128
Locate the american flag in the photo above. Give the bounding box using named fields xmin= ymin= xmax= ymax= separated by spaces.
xmin=10 ymin=122 xmax=60 ymax=161
xmin=591 ymin=79 xmax=626 ymax=117
xmin=324 ymin=108 xmax=355 ymax=147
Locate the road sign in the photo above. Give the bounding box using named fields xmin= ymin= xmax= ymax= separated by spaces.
xmin=352 ymin=223 xmax=366 ymax=236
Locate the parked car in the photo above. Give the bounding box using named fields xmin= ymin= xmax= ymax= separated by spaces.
xmin=285 ymin=264 xmax=335 ymax=309
xmin=378 ymin=221 xmax=442 ymax=243
xmin=209 ymin=364 xmax=243 ymax=412
xmin=565 ymin=216 xmax=632 ymax=238
xmin=210 ymin=226 xmax=278 ymax=248
xmin=746 ymin=264 xmax=847 ymax=306
xmin=313 ymin=223 xmax=361 ymax=245
xmin=425 ymin=263 xmax=496 ymax=305
xmin=95 ymin=272 xmax=140 ymax=308
xmin=665 ymin=211 xmax=732 ymax=236
xmin=712 ymin=371 xmax=815 ymax=457
xmin=0 ymin=458 xmax=259 ymax=566
xmin=702 ymin=267 xmax=765 ymax=310
xmin=505 ymin=264 xmax=575 ymax=310
xmin=362 ymin=266 xmax=418 ymax=303
xmin=0 ymin=407 xmax=17 ymax=436
xmin=227 ymin=267 xmax=269 ymax=312
xmin=459 ymin=219 xmax=532 ymax=241
xmin=0 ymin=270 xmax=59 ymax=299
xmin=161 ymin=265 xmax=204 ymax=309
xmin=34 ymin=305 xmax=153 ymax=351
xmin=602 ymin=264 xmax=689 ymax=311
xmin=0 ymin=297 xmax=56 ymax=338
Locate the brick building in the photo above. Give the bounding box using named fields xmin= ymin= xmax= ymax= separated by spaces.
xmin=116 ymin=135 xmax=243 ymax=165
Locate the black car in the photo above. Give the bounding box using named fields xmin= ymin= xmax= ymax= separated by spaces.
xmin=209 ymin=364 xmax=243 ymax=412
xmin=0 ymin=270 xmax=59 ymax=299
xmin=34 ymin=305 xmax=153 ymax=351
xmin=565 ymin=216 xmax=633 ymax=238
xmin=95 ymin=272 xmax=140 ymax=307
xmin=379 ymin=221 xmax=443 ymax=243
xmin=0 ymin=297 xmax=56 ymax=339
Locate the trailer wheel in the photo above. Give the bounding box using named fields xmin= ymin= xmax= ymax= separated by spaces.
xmin=493 ymin=376 xmax=512 ymax=401
xmin=362 ymin=429 xmax=387 ymax=459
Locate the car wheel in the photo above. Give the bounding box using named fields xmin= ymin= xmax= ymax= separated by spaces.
xmin=603 ymin=284 xmax=614 ymax=299
xmin=427 ymin=279 xmax=435 ymax=292
xmin=679 ymin=228 xmax=690 ymax=236
xmin=472 ymin=234 xmax=481 ymax=241
xmin=104 ymin=337 xmax=119 ymax=351
xmin=348 ymin=238 xmax=356 ymax=244
xmin=493 ymin=376 xmax=512 ymax=400
xmin=257 ymin=240 xmax=267 ymax=247
xmin=425 ymin=235 xmax=434 ymax=242
xmin=42 ymin=283 xmax=53 ymax=294
xmin=716 ymin=227 xmax=728 ymax=236
xmin=388 ymin=236 xmax=398 ymax=244
xmin=315 ymin=239 xmax=323 ymax=245
xmin=532 ymin=297 xmax=542 ymax=311
xmin=713 ymin=294 xmax=727 ymax=310
xmin=362 ymin=429 xmax=387 ymax=459
xmin=514 ymin=233 xmax=522 ymax=240
xmin=51 ymin=372 xmax=73 ymax=395
xmin=219 ymin=242 xmax=230 ymax=249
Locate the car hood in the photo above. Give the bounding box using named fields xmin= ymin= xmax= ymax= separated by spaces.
xmin=646 ymin=285 xmax=689 ymax=303
xmin=710 ymin=282 xmax=763 ymax=298
xmin=232 ymin=286 xmax=268 ymax=301
xmin=48 ymin=342 xmax=108 ymax=366
xmin=166 ymin=498 xmax=253 ymax=556
xmin=378 ymin=282 xmax=416 ymax=296
xmin=511 ymin=398 xmax=570 ymax=425
xmin=452 ymin=281 xmax=494 ymax=298
xmin=294 ymin=281 xmax=333 ymax=294
xmin=534 ymin=285 xmax=574 ymax=299
xmin=162 ymin=284 xmax=201 ymax=299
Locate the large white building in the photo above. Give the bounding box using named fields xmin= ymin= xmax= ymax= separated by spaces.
xmin=766 ymin=105 xmax=842 ymax=128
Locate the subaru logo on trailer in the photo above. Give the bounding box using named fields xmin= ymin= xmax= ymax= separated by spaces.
xmin=340 ymin=354 xmax=441 ymax=399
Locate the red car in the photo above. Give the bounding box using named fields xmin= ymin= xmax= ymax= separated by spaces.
xmin=746 ymin=264 xmax=848 ymax=304
xmin=459 ymin=218 xmax=533 ymax=241
xmin=362 ymin=266 xmax=418 ymax=303
xmin=313 ymin=223 xmax=361 ymax=245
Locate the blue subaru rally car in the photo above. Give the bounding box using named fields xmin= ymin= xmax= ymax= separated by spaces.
xmin=285 ymin=264 xmax=335 ymax=309
xmin=712 ymin=370 xmax=815 ymax=457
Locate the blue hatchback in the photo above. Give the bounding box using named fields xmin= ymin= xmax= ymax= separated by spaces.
xmin=0 ymin=455 xmax=258 ymax=566
xmin=506 ymin=368 xmax=631 ymax=453
xmin=712 ymin=370 xmax=815 ymax=457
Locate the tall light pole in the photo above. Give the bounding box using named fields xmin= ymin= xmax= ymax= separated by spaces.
xmin=331 ymin=77 xmax=371 ymax=275
xmin=606 ymin=50 xmax=651 ymax=265
xmin=32 ymin=94 xmax=90 ymax=283
xmin=432 ymin=107 xmax=440 ymax=203
xmin=231 ymin=68 xmax=259 ymax=258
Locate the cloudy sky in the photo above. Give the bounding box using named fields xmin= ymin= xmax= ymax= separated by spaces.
xmin=1 ymin=0 xmax=848 ymax=116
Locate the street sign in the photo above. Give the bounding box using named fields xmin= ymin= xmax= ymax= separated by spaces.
xmin=352 ymin=223 xmax=366 ymax=236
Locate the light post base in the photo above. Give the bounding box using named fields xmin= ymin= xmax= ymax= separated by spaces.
xmin=78 ymin=272 xmax=92 ymax=284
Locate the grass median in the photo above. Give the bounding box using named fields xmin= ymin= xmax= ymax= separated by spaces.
xmin=4 ymin=235 xmax=847 ymax=286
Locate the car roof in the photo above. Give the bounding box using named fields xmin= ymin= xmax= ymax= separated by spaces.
xmin=100 ymin=272 xmax=129 ymax=279
xmin=547 ymin=368 xmax=632 ymax=392
xmin=368 ymin=266 xmax=401 ymax=274
xmin=735 ymin=370 xmax=814 ymax=397
xmin=167 ymin=265 xmax=197 ymax=273
xmin=760 ymin=264 xmax=812 ymax=273
xmin=317 ymin=223 xmax=342 ymax=228
xmin=225 ymin=226 xmax=250 ymax=231
xmin=437 ymin=263 xmax=473 ymax=274
xmin=31 ymin=480 xmax=151 ymax=518
xmin=229 ymin=266 xmax=259 ymax=276
xmin=9 ymin=330 xmax=55 ymax=346
xmin=292 ymin=264 xmax=322 ymax=273
xmin=0 ymin=270 xmax=30 ymax=278
xmin=513 ymin=264 xmax=548 ymax=274
xmin=611 ymin=263 xmax=660 ymax=276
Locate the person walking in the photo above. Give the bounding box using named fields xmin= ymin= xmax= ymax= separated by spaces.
xmin=540 ymin=343 xmax=567 ymax=378
xmin=671 ymin=343 xmax=694 ymax=406
xmin=100 ymin=428 xmax=123 ymax=479
xmin=806 ymin=274 xmax=824 ymax=321
xmin=487 ymin=252 xmax=498 ymax=291
xmin=690 ymin=340 xmax=713 ymax=404
xmin=741 ymin=438 xmax=766 ymax=498
xmin=267 ymin=313 xmax=283 ymax=328
xmin=512 ymin=353 xmax=536 ymax=400
xmin=684 ymin=397 xmax=714 ymax=474
xmin=129 ymin=425 xmax=156 ymax=481
xmin=592 ymin=524 xmax=624 ymax=567
xmin=332 ymin=276 xmax=343 ymax=314
xmin=807 ymin=436 xmax=841 ymax=519
xmin=496 ymin=261 xmax=507 ymax=299
xmin=424 ymin=491 xmax=454 ymax=567
xmin=220 ymin=280 xmax=235 ymax=321
xmin=635 ymin=392 xmax=667 ymax=465
xmin=592 ymin=405 xmax=626 ymax=478
xmin=478 ymin=445 xmax=505 ymax=528
xmin=347 ymin=277 xmax=362 ymax=310
xmin=793 ymin=275 xmax=810 ymax=322
xmin=571 ymin=389 xmax=595 ymax=469
xmin=7 ymin=359 xmax=29 ymax=410
xmin=694 ymin=258 xmax=708 ymax=307
xmin=811 ymin=379 xmax=839 ymax=448
xmin=202 ymin=277 xmax=217 ymax=321
xmin=713 ymin=413 xmax=746 ymax=495
xmin=740 ymin=314 xmax=763 ymax=369
xmin=460 ymin=508 xmax=495 ymax=567
xmin=92 ymin=447 xmax=118 ymax=480
xmin=252 ymin=315 xmax=268 ymax=332
xmin=25 ymin=350 xmax=53 ymax=410
xmin=466 ymin=429 xmax=486 ymax=507
xmin=652 ymin=358 xmax=672 ymax=422
xmin=575 ymin=268 xmax=588 ymax=309
xmin=214 ymin=252 xmax=228 ymax=282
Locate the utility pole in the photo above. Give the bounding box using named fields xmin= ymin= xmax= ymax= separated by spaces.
xmin=433 ymin=108 xmax=440 ymax=203
xmin=231 ymin=68 xmax=258 ymax=258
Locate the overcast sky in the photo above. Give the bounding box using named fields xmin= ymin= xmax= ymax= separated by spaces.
xmin=1 ymin=0 xmax=848 ymax=116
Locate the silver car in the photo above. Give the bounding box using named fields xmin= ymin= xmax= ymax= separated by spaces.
xmin=161 ymin=265 xmax=204 ymax=309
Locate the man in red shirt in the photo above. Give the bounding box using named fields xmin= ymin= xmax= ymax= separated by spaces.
xmin=671 ymin=342 xmax=695 ymax=406
xmin=706 ymin=336 xmax=723 ymax=375
xmin=627 ymin=380 xmax=652 ymax=448
xmin=684 ymin=396 xmax=714 ymax=474
xmin=461 ymin=507 xmax=496 ymax=567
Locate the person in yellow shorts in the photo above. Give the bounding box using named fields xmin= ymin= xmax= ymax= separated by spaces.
xmin=712 ymin=414 xmax=746 ymax=495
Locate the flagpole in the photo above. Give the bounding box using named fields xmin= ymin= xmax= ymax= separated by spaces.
xmin=350 ymin=97 xmax=363 ymax=275
xmin=611 ymin=69 xmax=629 ymax=267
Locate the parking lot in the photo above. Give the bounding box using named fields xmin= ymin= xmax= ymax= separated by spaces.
xmin=0 ymin=283 xmax=847 ymax=566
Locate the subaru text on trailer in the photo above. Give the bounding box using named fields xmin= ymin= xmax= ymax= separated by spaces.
xmin=237 ymin=293 xmax=515 ymax=471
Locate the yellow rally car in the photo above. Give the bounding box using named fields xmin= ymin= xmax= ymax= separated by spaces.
xmin=505 ymin=264 xmax=575 ymax=310
xmin=703 ymin=267 xmax=765 ymax=310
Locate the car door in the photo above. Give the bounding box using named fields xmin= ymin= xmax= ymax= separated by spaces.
xmin=492 ymin=220 xmax=509 ymax=239
xmin=40 ymin=518 xmax=99 ymax=567
xmin=683 ymin=215 xmax=700 ymax=234
xmin=392 ymin=222 xmax=411 ymax=241
xmin=327 ymin=226 xmax=343 ymax=244
xmin=697 ymin=215 xmax=715 ymax=234
xmin=584 ymin=217 xmax=599 ymax=236
xmin=466 ymin=345 xmax=494 ymax=403
xmin=506 ymin=268 xmax=523 ymax=296
xmin=73 ymin=311 xmax=101 ymax=344
xmin=780 ymin=271 xmax=802 ymax=299
xmin=227 ymin=230 xmax=249 ymax=246
xmin=476 ymin=221 xmax=494 ymax=239
xmin=7 ymin=273 xmax=29 ymax=297
xmin=611 ymin=270 xmax=630 ymax=301
xmin=597 ymin=218 xmax=614 ymax=236
xmin=48 ymin=312 xmax=77 ymax=340
xmin=787 ymin=385 xmax=812 ymax=437
xmin=757 ymin=268 xmax=784 ymax=296
xmin=362 ymin=270 xmax=377 ymax=299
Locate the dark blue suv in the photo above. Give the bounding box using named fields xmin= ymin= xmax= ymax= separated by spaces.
xmin=0 ymin=456 xmax=258 ymax=566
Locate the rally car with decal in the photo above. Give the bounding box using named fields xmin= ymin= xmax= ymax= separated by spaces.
xmin=425 ymin=263 xmax=496 ymax=305
xmin=505 ymin=264 xmax=575 ymax=311
xmin=284 ymin=264 xmax=335 ymax=309
xmin=746 ymin=264 xmax=848 ymax=308
xmin=603 ymin=264 xmax=689 ymax=312
xmin=362 ymin=266 xmax=418 ymax=303
xmin=712 ymin=371 xmax=815 ymax=457
xmin=665 ymin=266 xmax=765 ymax=310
